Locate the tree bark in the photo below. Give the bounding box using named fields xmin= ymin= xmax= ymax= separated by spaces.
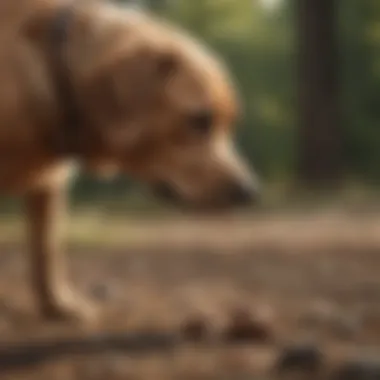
xmin=296 ymin=0 xmax=343 ymax=186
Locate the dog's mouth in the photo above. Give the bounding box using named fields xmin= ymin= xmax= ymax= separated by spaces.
xmin=151 ymin=181 xmax=258 ymax=212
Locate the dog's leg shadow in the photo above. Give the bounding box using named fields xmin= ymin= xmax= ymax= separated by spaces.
xmin=0 ymin=330 xmax=180 ymax=373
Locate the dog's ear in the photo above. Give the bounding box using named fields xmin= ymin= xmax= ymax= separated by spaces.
xmin=154 ymin=49 xmax=179 ymax=82
xmin=81 ymin=57 xmax=131 ymax=123
xmin=122 ymin=46 xmax=180 ymax=91
xmin=82 ymin=47 xmax=180 ymax=120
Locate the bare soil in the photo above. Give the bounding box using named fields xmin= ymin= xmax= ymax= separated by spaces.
xmin=1 ymin=213 xmax=380 ymax=379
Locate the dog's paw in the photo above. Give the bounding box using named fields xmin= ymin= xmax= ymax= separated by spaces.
xmin=38 ymin=292 xmax=99 ymax=325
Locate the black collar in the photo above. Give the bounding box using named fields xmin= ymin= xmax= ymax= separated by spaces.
xmin=49 ymin=5 xmax=81 ymax=157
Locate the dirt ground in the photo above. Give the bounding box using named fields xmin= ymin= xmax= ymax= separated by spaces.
xmin=1 ymin=212 xmax=380 ymax=379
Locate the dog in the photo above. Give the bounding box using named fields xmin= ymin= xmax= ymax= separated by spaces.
xmin=0 ymin=0 xmax=259 ymax=321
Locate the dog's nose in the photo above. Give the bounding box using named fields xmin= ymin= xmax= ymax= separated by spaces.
xmin=226 ymin=181 xmax=258 ymax=206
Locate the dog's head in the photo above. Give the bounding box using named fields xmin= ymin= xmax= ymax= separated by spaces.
xmin=79 ymin=11 xmax=259 ymax=210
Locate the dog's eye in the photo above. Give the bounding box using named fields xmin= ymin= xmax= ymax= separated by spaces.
xmin=188 ymin=110 xmax=213 ymax=133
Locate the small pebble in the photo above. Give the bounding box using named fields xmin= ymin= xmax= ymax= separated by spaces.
xmin=275 ymin=343 xmax=324 ymax=374
xmin=223 ymin=307 xmax=274 ymax=343
xmin=180 ymin=316 xmax=210 ymax=342
xmin=332 ymin=357 xmax=380 ymax=380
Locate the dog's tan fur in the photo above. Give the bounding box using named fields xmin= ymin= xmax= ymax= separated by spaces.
xmin=0 ymin=0 xmax=255 ymax=320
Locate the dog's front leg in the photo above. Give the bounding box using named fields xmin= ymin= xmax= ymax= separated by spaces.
xmin=24 ymin=185 xmax=95 ymax=322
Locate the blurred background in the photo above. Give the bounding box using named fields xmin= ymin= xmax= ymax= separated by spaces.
xmin=3 ymin=1 xmax=380 ymax=379
xmin=66 ymin=0 xmax=380 ymax=214
xmin=2 ymin=0 xmax=378 ymax=215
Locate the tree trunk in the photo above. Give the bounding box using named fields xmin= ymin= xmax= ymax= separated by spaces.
xmin=296 ymin=0 xmax=343 ymax=186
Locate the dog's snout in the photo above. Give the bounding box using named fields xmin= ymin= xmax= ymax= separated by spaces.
xmin=225 ymin=181 xmax=258 ymax=206
xmin=152 ymin=177 xmax=259 ymax=210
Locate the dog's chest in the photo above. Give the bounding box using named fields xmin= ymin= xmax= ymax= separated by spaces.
xmin=0 ymin=155 xmax=76 ymax=193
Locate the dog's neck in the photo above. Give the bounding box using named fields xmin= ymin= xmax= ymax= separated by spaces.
xmin=25 ymin=1 xmax=158 ymax=175
xmin=48 ymin=4 xmax=82 ymax=157
xmin=25 ymin=1 xmax=131 ymax=165
xmin=24 ymin=1 xmax=91 ymax=159
xmin=51 ymin=3 xmax=143 ymax=162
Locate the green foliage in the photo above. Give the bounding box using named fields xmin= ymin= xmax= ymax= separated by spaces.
xmin=340 ymin=0 xmax=380 ymax=181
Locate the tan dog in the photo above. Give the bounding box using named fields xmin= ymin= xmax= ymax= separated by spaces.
xmin=0 ymin=0 xmax=258 ymax=321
